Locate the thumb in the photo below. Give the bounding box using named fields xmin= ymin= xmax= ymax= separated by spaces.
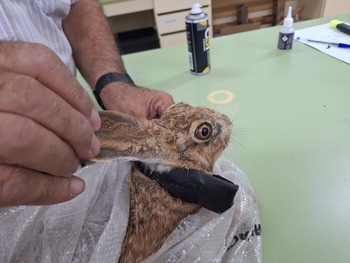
xmin=0 ymin=164 xmax=85 ymax=207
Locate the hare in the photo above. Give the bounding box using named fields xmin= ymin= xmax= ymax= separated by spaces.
xmin=93 ymin=103 xmax=233 ymax=263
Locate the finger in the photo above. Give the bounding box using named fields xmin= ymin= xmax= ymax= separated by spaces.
xmin=147 ymin=91 xmax=175 ymax=120
xmin=0 ymin=112 xmax=79 ymax=177
xmin=0 ymin=164 xmax=85 ymax=207
xmin=0 ymin=42 xmax=101 ymax=131
xmin=0 ymin=72 xmax=100 ymax=159
xmin=100 ymin=83 xmax=174 ymax=120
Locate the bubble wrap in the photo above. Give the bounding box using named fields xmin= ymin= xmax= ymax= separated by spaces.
xmin=0 ymin=157 xmax=261 ymax=263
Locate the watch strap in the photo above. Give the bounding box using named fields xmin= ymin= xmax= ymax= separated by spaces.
xmin=93 ymin=72 xmax=135 ymax=110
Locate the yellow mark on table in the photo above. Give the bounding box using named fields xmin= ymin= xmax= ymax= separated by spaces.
xmin=207 ymin=90 xmax=235 ymax=105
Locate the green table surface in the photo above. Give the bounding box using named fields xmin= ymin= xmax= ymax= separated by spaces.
xmin=80 ymin=14 xmax=350 ymax=263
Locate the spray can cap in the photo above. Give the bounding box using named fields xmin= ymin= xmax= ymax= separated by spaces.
xmin=190 ymin=3 xmax=203 ymax=15
xmin=283 ymin=6 xmax=294 ymax=28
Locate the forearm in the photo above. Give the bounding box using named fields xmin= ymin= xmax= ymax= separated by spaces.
xmin=63 ymin=0 xmax=125 ymax=88
xmin=63 ymin=0 xmax=174 ymax=119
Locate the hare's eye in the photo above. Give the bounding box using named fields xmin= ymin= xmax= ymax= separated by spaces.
xmin=195 ymin=123 xmax=212 ymax=141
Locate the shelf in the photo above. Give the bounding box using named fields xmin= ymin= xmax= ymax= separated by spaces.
xmin=100 ymin=0 xmax=154 ymax=17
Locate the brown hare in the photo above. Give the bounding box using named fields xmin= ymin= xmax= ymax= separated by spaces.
xmin=93 ymin=103 xmax=237 ymax=263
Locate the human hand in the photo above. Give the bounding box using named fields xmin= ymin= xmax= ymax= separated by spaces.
xmin=99 ymin=82 xmax=175 ymax=119
xmin=0 ymin=42 xmax=101 ymax=207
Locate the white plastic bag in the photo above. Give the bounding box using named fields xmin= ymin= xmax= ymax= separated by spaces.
xmin=143 ymin=157 xmax=262 ymax=263
xmin=0 ymin=157 xmax=261 ymax=263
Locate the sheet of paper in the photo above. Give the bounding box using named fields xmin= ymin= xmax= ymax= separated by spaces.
xmin=295 ymin=23 xmax=350 ymax=64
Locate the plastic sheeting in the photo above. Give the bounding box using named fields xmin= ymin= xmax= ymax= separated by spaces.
xmin=0 ymin=157 xmax=261 ymax=263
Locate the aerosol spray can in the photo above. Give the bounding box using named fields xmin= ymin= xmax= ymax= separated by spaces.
xmin=185 ymin=3 xmax=210 ymax=75
xmin=277 ymin=6 xmax=294 ymax=50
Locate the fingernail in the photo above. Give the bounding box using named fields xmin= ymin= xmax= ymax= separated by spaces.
xmin=90 ymin=107 xmax=101 ymax=131
xmin=90 ymin=134 xmax=100 ymax=156
xmin=70 ymin=178 xmax=85 ymax=196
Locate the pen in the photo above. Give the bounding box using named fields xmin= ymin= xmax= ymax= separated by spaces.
xmin=330 ymin=20 xmax=350 ymax=36
xmin=296 ymin=37 xmax=350 ymax=48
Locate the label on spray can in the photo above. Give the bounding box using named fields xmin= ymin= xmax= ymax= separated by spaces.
xmin=185 ymin=7 xmax=210 ymax=75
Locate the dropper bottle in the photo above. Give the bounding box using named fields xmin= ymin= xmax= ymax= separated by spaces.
xmin=277 ymin=6 xmax=294 ymax=50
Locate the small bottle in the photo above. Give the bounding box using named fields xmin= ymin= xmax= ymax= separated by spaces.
xmin=277 ymin=6 xmax=294 ymax=50
xmin=185 ymin=3 xmax=210 ymax=75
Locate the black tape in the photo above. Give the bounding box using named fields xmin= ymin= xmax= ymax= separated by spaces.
xmin=136 ymin=162 xmax=239 ymax=214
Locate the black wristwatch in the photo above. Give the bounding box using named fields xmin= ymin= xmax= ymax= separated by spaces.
xmin=93 ymin=72 xmax=135 ymax=110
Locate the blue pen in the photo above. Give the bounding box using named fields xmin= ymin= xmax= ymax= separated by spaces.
xmin=296 ymin=37 xmax=350 ymax=48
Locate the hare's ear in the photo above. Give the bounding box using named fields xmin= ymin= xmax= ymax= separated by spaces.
xmin=92 ymin=111 xmax=145 ymax=161
xmin=99 ymin=110 xmax=141 ymax=128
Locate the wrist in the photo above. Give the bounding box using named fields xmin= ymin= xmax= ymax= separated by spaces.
xmin=93 ymin=72 xmax=135 ymax=110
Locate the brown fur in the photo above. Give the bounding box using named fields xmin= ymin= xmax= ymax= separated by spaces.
xmin=119 ymin=167 xmax=199 ymax=263
xmin=93 ymin=103 xmax=232 ymax=262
